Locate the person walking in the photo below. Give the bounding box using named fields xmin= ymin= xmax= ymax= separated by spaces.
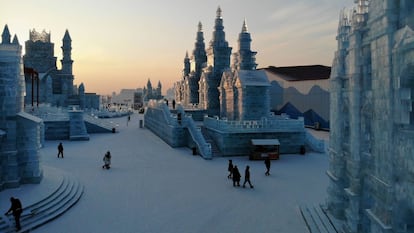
xmin=232 ymin=165 xmax=241 ymax=187
xmin=227 ymin=160 xmax=233 ymax=179
xmin=102 ymin=151 xmax=111 ymax=169
xmin=5 ymin=197 xmax=22 ymax=231
xmin=57 ymin=142 xmax=64 ymax=158
xmin=243 ymin=165 xmax=254 ymax=188
xmin=264 ymin=157 xmax=271 ymax=176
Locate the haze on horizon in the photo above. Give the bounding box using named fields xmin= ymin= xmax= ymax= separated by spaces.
xmin=1 ymin=0 xmax=353 ymax=95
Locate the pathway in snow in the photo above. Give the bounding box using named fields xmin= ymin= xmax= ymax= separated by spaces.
xmin=1 ymin=113 xmax=329 ymax=233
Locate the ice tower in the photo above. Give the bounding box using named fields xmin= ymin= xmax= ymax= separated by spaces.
xmin=200 ymin=6 xmax=232 ymax=116
xmin=0 ymin=25 xmax=42 ymax=190
xmin=232 ymin=19 xmax=257 ymax=71
xmin=327 ymin=0 xmax=414 ymax=232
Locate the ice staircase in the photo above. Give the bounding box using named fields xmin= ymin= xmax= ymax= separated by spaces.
xmin=300 ymin=204 xmax=342 ymax=233
xmin=0 ymin=172 xmax=84 ymax=233
xmin=200 ymin=126 xmax=221 ymax=156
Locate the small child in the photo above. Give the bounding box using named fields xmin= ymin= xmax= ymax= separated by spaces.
xmin=102 ymin=151 xmax=111 ymax=169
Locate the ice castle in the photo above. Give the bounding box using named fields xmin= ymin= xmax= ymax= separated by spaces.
xmin=327 ymin=0 xmax=414 ymax=232
xmin=23 ymin=29 xmax=99 ymax=109
xmin=145 ymin=7 xmax=319 ymax=159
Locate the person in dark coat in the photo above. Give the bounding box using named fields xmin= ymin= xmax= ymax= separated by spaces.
xmin=264 ymin=157 xmax=271 ymax=176
xmin=172 ymin=99 xmax=176 ymax=109
xmin=57 ymin=142 xmax=64 ymax=158
xmin=227 ymin=160 xmax=233 ymax=179
xmin=5 ymin=197 xmax=22 ymax=231
xmin=243 ymin=165 xmax=254 ymax=188
xmin=232 ymin=165 xmax=241 ymax=187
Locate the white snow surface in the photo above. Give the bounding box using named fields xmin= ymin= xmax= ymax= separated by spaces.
xmin=1 ymin=114 xmax=329 ymax=233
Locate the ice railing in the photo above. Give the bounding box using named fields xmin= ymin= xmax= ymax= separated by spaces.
xmin=25 ymin=104 xmax=69 ymax=121
xmin=305 ymin=130 xmax=326 ymax=153
xmin=148 ymin=99 xmax=176 ymax=126
xmin=203 ymin=113 xmax=304 ymax=133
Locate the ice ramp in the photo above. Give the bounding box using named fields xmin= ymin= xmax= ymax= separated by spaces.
xmin=83 ymin=114 xmax=116 ymax=133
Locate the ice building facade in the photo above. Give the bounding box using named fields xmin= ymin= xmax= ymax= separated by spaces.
xmin=327 ymin=0 xmax=414 ymax=232
xmin=0 ymin=25 xmax=42 ymax=190
xmin=23 ymin=29 xmax=99 ymax=109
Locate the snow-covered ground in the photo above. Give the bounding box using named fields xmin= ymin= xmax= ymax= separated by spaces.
xmin=1 ymin=113 xmax=329 ymax=233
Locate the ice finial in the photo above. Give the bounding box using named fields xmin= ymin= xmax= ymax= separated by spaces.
xmin=216 ymin=6 xmax=222 ymax=19
xmin=185 ymin=51 xmax=189 ymax=59
xmin=2 ymin=24 xmax=11 ymax=44
xmin=63 ymin=29 xmax=71 ymax=41
xmin=242 ymin=19 xmax=248 ymax=33
xmin=198 ymin=22 xmax=203 ymax=32
xmin=12 ymin=35 xmax=19 ymax=44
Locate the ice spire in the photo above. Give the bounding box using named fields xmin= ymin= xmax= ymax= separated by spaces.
xmin=63 ymin=29 xmax=72 ymax=41
xmin=61 ymin=29 xmax=73 ymax=74
xmin=216 ymin=6 xmax=222 ymax=19
xmin=242 ymin=19 xmax=248 ymax=33
xmin=198 ymin=21 xmax=203 ymax=32
xmin=192 ymin=21 xmax=207 ymax=81
xmin=1 ymin=24 xmax=11 ymax=44
xmin=183 ymin=51 xmax=190 ymax=77
xmin=12 ymin=35 xmax=19 ymax=45
xmin=234 ymin=19 xmax=257 ymax=71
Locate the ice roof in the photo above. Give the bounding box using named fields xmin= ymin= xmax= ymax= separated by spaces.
xmin=236 ymin=70 xmax=270 ymax=86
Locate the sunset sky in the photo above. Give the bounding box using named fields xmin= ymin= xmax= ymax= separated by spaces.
xmin=1 ymin=0 xmax=353 ymax=95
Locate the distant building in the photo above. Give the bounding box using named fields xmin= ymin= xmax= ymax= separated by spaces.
xmin=327 ymin=1 xmax=414 ymax=232
xmin=143 ymin=79 xmax=163 ymax=101
xmin=263 ymin=65 xmax=330 ymax=129
xmin=0 ymin=25 xmax=42 ymax=190
xmin=112 ymin=89 xmax=136 ymax=106
xmin=23 ymin=29 xmax=99 ymax=109
xmin=133 ymin=91 xmax=144 ymax=110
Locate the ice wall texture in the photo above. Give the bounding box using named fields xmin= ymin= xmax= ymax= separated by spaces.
xmin=0 ymin=25 xmax=42 ymax=190
xmin=327 ymin=0 xmax=414 ymax=232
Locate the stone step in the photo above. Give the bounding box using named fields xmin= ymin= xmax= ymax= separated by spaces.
xmin=300 ymin=204 xmax=339 ymax=233
xmin=0 ymin=171 xmax=84 ymax=233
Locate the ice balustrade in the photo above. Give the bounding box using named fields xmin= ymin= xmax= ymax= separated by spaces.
xmin=305 ymin=130 xmax=326 ymax=153
xmin=148 ymin=100 xmax=212 ymax=159
xmin=203 ymin=114 xmax=305 ymax=133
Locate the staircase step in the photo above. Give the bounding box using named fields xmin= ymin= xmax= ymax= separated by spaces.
xmin=300 ymin=204 xmax=339 ymax=233
xmin=1 ymin=170 xmax=84 ymax=233
xmin=200 ymin=127 xmax=221 ymax=156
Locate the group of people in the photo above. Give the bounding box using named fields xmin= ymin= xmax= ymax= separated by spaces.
xmin=227 ymin=160 xmax=254 ymax=188
xmin=227 ymin=157 xmax=272 ymax=188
